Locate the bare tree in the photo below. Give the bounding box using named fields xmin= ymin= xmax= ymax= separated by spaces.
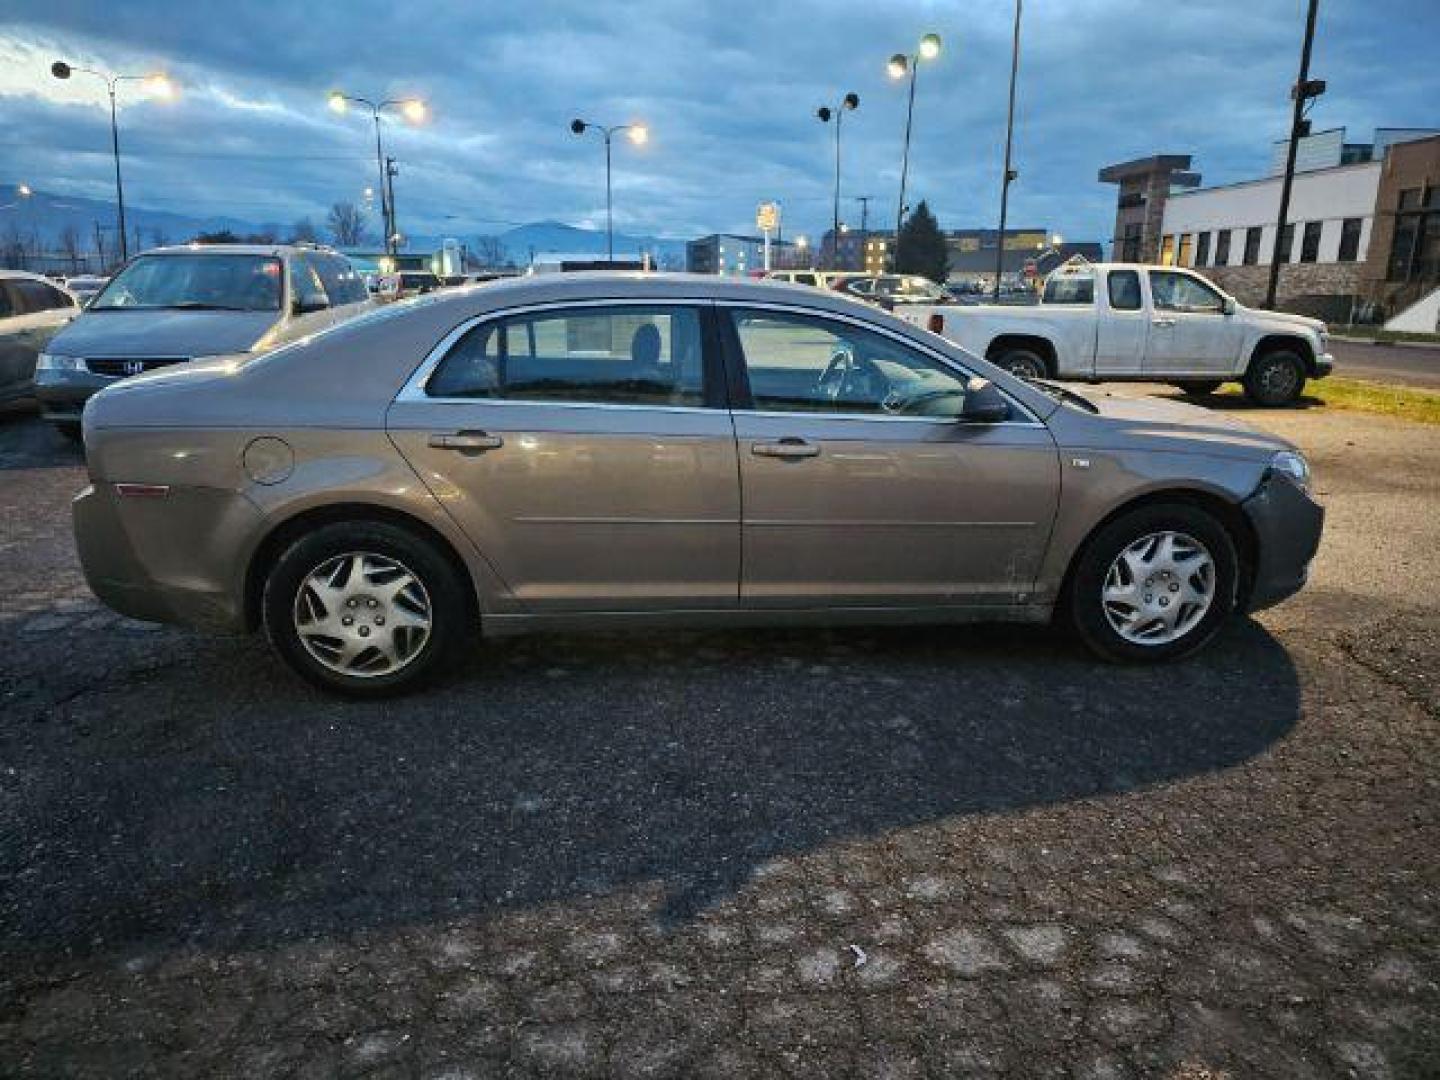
xmin=60 ymin=225 xmax=83 ymax=273
xmin=290 ymin=216 xmax=319 ymax=244
xmin=1 ymin=222 xmax=24 ymax=270
xmin=470 ymin=234 xmax=508 ymax=268
xmin=151 ymin=226 xmax=170 ymax=248
xmin=326 ymin=202 xmax=368 ymax=247
xmin=92 ymin=221 xmax=109 ymax=271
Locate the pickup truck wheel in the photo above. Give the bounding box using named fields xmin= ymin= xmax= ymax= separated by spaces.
xmin=1244 ymin=350 xmax=1306 ymax=406
xmin=994 ymin=348 xmax=1049 ymax=379
xmin=1173 ymin=380 xmax=1223 ymax=396
xmin=1068 ymin=503 xmax=1238 ymax=663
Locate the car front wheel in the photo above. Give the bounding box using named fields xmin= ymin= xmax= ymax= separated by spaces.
xmin=263 ymin=521 xmax=471 ymax=696
xmin=994 ymin=348 xmax=1049 ymax=380
xmin=1068 ymin=503 xmax=1238 ymax=662
xmin=1244 ymin=350 xmax=1307 ymax=406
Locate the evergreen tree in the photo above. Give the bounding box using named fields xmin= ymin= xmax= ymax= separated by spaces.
xmin=896 ymin=200 xmax=949 ymax=283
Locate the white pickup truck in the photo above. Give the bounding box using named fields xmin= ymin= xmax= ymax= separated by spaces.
xmin=894 ymin=262 xmax=1334 ymax=405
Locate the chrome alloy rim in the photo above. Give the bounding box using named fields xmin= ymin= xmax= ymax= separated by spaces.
xmin=1101 ymin=531 xmax=1216 ymax=646
xmin=293 ymin=552 xmax=432 ymax=677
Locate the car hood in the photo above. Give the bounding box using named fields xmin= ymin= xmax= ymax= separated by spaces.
xmin=1063 ymin=389 xmax=1295 ymax=459
xmin=1248 ymin=307 xmax=1325 ymax=334
xmin=45 ymin=309 xmax=279 ymax=358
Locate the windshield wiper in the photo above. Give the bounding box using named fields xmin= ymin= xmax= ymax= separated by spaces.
xmin=166 ymin=301 xmax=257 ymax=311
xmin=1021 ymin=377 xmax=1099 ymax=413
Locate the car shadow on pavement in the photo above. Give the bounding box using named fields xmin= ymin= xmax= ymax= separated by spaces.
xmin=1 ymin=616 xmax=1299 ymax=963
xmin=0 ymin=405 xmax=84 ymax=469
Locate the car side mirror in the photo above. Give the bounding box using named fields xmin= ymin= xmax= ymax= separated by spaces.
xmin=1222 ymin=298 xmax=1236 ymax=316
xmin=960 ymin=377 xmax=1010 ymax=423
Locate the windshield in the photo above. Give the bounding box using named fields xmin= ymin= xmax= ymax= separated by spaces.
xmin=91 ymin=253 xmax=283 ymax=311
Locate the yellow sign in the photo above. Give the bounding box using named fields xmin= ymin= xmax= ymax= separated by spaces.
xmin=756 ymin=202 xmax=779 ymax=233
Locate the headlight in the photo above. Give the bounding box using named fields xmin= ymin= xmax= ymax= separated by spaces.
xmin=1270 ymin=450 xmax=1311 ymax=493
xmin=36 ymin=353 xmax=85 ymax=373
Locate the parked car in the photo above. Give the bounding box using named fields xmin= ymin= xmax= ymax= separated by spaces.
xmin=893 ymin=262 xmax=1334 ymax=405
xmin=73 ymin=273 xmax=1323 ymax=696
xmin=62 ymin=275 xmax=109 ymax=305
xmin=376 ymin=270 xmax=444 ymax=301
xmin=762 ymin=270 xmax=860 ymax=290
xmin=0 ymin=271 xmax=80 ymax=405
xmin=837 ymin=274 xmax=954 ymax=307
xmin=34 ymin=243 xmax=373 ymax=437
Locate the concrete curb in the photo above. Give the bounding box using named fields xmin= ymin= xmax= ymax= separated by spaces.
xmin=1331 ymin=335 xmax=1440 ymax=349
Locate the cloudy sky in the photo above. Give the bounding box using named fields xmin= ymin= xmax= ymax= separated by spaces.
xmin=2 ymin=0 xmax=1437 ymax=248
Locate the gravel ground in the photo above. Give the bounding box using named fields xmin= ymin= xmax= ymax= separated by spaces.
xmin=1 ymin=391 xmax=1437 ymax=1079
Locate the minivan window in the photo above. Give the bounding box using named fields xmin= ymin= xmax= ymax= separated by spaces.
xmin=1043 ymin=274 xmax=1095 ymax=305
xmin=428 ymin=305 xmax=706 ymax=407
xmin=91 ymin=254 xmax=283 ymax=311
xmin=729 ymin=308 xmax=975 ymax=418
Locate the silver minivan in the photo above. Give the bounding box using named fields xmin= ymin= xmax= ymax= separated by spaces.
xmin=35 ymin=243 xmax=372 ymax=437
xmin=0 ymin=271 xmax=80 ymax=405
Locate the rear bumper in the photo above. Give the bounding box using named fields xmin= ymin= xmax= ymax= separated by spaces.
xmin=1240 ymin=472 xmax=1325 ymax=613
xmin=73 ymin=481 xmax=260 ymax=632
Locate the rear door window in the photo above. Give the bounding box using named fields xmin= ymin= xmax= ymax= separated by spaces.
xmin=314 ymin=255 xmax=368 ymax=305
xmin=428 ymin=305 xmax=708 ymax=408
xmin=1106 ymin=270 xmax=1143 ymax=311
xmin=12 ymin=279 xmax=75 ymax=313
xmin=1043 ymin=273 xmax=1095 ymax=305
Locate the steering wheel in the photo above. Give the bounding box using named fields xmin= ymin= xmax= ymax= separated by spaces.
xmin=816 ymin=344 xmax=883 ymax=404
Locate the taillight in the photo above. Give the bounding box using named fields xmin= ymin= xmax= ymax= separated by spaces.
xmin=928 ymin=312 xmax=945 ymax=333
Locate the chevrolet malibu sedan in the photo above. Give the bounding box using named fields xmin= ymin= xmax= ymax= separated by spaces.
xmin=74 ymin=273 xmax=1323 ymax=696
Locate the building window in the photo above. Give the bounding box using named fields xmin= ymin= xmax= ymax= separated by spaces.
xmin=1159 ymin=234 xmax=1175 ymax=266
xmin=1120 ymin=223 xmax=1142 ymax=262
xmin=1243 ymin=227 xmax=1262 ymax=265
xmin=1300 ymin=221 xmax=1323 ymax=263
xmin=1338 ymin=218 xmax=1363 ymax=262
xmin=1177 ymin=234 xmax=1194 ymax=267
xmin=1214 ymin=229 xmax=1232 ymax=267
xmin=1278 ymin=224 xmax=1295 ymax=264
xmin=1195 ymin=231 xmax=1211 ymax=268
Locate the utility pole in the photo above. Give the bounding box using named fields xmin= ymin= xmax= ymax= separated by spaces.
xmin=1265 ymin=0 xmax=1323 ymax=310
xmin=994 ymin=0 xmax=1022 ymax=301
xmin=853 ymin=195 xmax=873 ymax=272
xmin=385 ymin=156 xmax=400 ymax=253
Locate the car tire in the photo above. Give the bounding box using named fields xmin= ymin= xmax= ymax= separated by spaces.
xmin=56 ymin=422 xmax=82 ymax=442
xmin=994 ymin=348 xmax=1049 ymax=379
xmin=1068 ymin=502 xmax=1238 ymax=663
xmin=263 ymin=520 xmax=472 ymax=697
xmin=1243 ymin=350 xmax=1307 ymax=406
xmin=1173 ymin=380 xmax=1223 ymax=396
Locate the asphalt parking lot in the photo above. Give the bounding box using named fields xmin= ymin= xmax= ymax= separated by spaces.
xmin=1 ymin=390 xmax=1437 ymax=1079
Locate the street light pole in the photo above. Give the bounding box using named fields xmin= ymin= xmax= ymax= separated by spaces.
xmin=994 ymin=0 xmax=1022 ymax=301
xmin=329 ymin=92 xmax=427 ymax=258
xmin=570 ymin=119 xmax=648 ymax=264
xmin=817 ymin=93 xmax=859 ymax=271
xmin=1265 ymin=0 xmax=1323 ymax=310
xmin=51 ymin=62 xmax=173 ymax=264
xmin=888 ymin=35 xmax=941 ymax=272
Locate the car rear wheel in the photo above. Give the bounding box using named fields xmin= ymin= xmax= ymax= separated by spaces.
xmin=1173 ymin=380 xmax=1223 ymax=396
xmin=263 ymin=521 xmax=471 ymax=697
xmin=1068 ymin=503 xmax=1238 ymax=663
xmin=994 ymin=348 xmax=1049 ymax=380
xmin=1244 ymin=350 xmax=1306 ymax=406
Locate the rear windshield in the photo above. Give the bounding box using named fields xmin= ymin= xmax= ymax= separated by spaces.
xmin=1042 ymin=273 xmax=1095 ymax=305
xmin=91 ymin=253 xmax=283 ymax=311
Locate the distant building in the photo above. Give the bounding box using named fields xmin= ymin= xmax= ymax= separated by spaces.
xmin=1098 ymin=155 xmax=1201 ymax=264
xmin=687 ymin=233 xmax=796 ymax=276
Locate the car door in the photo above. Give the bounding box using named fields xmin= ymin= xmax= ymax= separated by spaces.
xmin=1093 ymin=268 xmax=1147 ymax=376
xmin=722 ymin=305 xmax=1060 ymax=608
xmin=1144 ymin=270 xmax=1242 ymax=376
xmin=387 ymin=301 xmax=741 ymax=611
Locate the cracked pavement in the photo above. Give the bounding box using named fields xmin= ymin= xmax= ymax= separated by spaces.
xmin=1 ymin=392 xmax=1437 ymax=1078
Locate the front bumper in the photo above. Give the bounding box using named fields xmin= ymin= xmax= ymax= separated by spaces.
xmin=1314 ymin=351 xmax=1334 ymax=379
xmin=34 ymin=368 xmax=115 ymax=423
xmin=1240 ymin=472 xmax=1325 ymax=613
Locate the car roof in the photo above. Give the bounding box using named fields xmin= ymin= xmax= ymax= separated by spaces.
xmin=141 ymin=243 xmax=343 ymax=258
xmin=0 ymin=269 xmax=73 ymax=285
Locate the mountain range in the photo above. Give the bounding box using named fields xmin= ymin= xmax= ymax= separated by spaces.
xmin=0 ymin=185 xmax=690 ymax=267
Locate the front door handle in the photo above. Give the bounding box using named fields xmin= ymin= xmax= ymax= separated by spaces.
xmin=751 ymin=438 xmax=820 ymax=459
xmin=1151 ymin=317 xmax=1177 ymax=328
xmin=428 ymin=430 xmax=504 ymax=451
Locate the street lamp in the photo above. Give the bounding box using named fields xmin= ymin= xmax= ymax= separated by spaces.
xmin=888 ymin=32 xmax=941 ymax=271
xmin=994 ymin=0 xmax=1022 ymax=301
xmin=328 ymin=91 xmax=428 ymax=257
xmin=817 ymin=92 xmax=859 ymax=271
xmin=570 ymin=119 xmax=648 ymax=263
xmin=51 ymin=60 xmax=175 ymax=263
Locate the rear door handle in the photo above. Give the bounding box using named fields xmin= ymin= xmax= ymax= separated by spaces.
xmin=751 ymin=438 xmax=820 ymax=459
xmin=428 ymin=430 xmax=504 ymax=451
xmin=1151 ymin=318 xmax=1177 ymax=328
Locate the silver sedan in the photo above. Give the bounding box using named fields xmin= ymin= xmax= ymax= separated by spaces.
xmin=73 ymin=273 xmax=1323 ymax=696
